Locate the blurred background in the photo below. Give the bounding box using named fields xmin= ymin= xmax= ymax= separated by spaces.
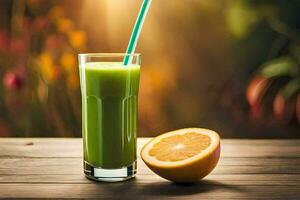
xmin=0 ymin=0 xmax=299 ymax=138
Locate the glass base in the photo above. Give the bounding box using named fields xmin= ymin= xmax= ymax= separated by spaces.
xmin=84 ymin=161 xmax=137 ymax=182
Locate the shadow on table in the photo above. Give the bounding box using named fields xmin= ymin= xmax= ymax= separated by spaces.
xmin=89 ymin=178 xmax=245 ymax=197
xmin=137 ymin=179 xmax=245 ymax=196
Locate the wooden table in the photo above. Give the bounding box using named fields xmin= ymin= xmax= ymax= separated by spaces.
xmin=0 ymin=138 xmax=299 ymax=199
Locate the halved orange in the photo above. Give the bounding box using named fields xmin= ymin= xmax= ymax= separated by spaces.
xmin=141 ymin=128 xmax=220 ymax=183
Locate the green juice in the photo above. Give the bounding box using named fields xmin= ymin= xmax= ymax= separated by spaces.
xmin=80 ymin=62 xmax=140 ymax=169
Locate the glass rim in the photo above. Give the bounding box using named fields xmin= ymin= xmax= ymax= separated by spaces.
xmin=78 ymin=53 xmax=141 ymax=58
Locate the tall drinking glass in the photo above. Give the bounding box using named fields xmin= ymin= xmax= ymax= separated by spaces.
xmin=78 ymin=53 xmax=141 ymax=182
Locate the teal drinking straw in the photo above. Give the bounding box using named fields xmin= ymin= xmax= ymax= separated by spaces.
xmin=123 ymin=0 xmax=152 ymax=65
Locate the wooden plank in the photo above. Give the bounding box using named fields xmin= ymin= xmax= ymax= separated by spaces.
xmin=0 ymin=183 xmax=299 ymax=199
xmin=220 ymin=140 xmax=300 ymax=158
xmin=0 ymin=138 xmax=82 ymax=158
xmin=0 ymin=138 xmax=300 ymax=158
xmin=0 ymin=157 xmax=299 ymax=175
xmin=0 ymin=174 xmax=299 ymax=186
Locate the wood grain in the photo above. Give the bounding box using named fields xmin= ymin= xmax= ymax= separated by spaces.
xmin=0 ymin=157 xmax=299 ymax=175
xmin=0 ymin=184 xmax=299 ymax=199
xmin=1 ymin=174 xmax=299 ymax=185
xmin=0 ymin=138 xmax=299 ymax=199
xmin=0 ymin=138 xmax=299 ymax=158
